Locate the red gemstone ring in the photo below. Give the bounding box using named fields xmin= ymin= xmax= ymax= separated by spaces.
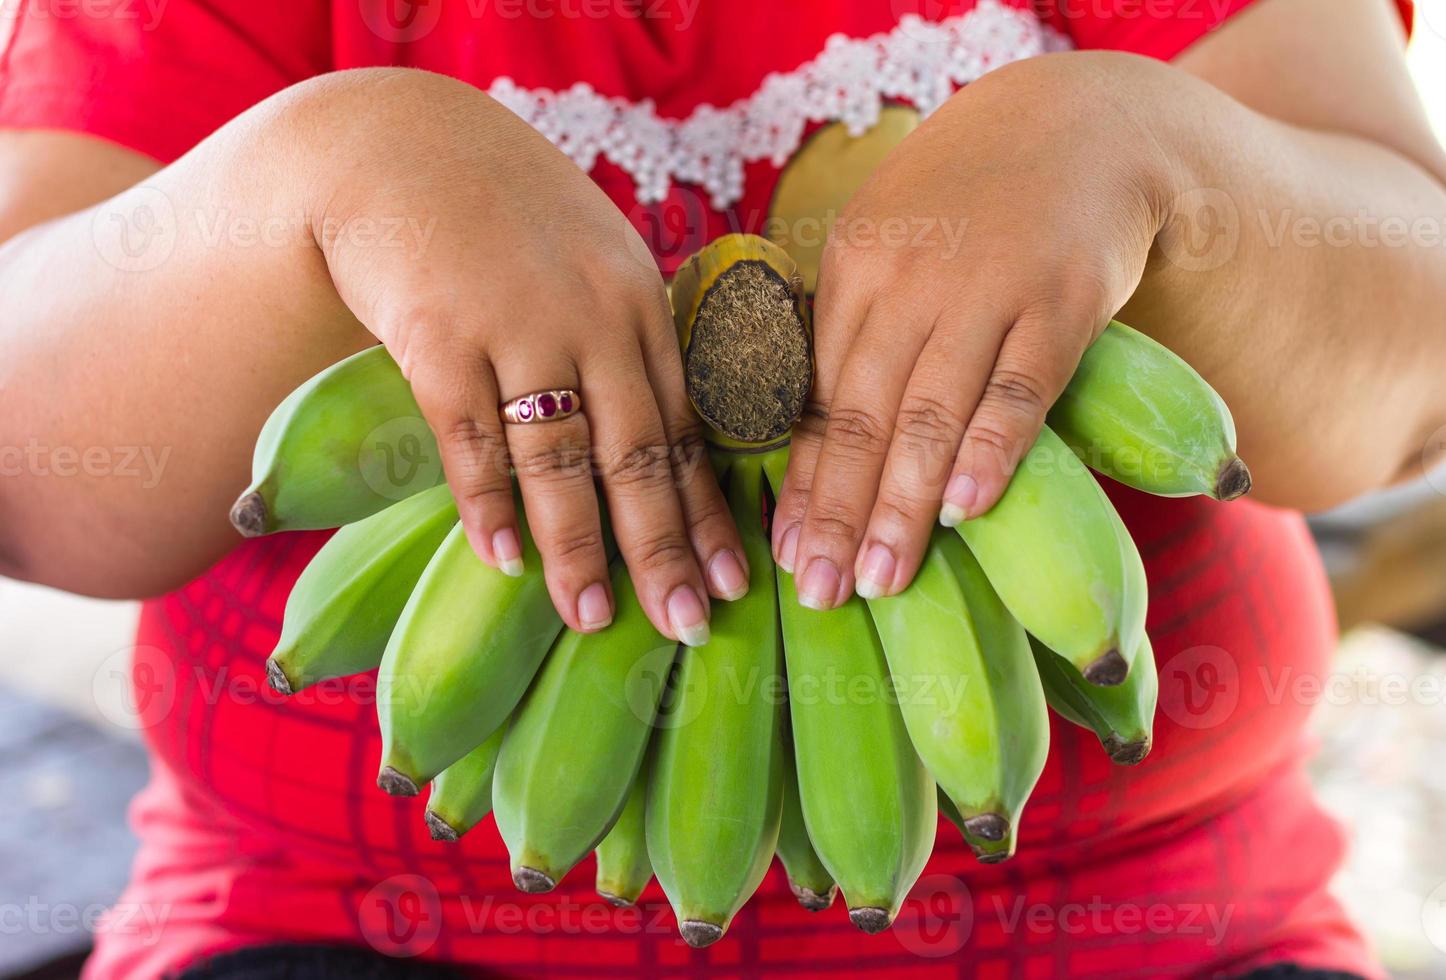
xmin=500 ymin=388 xmax=582 ymax=425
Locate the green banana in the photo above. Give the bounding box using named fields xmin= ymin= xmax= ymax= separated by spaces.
xmin=232 ymin=345 xmax=442 ymax=537
xmin=775 ymin=736 xmax=838 ymax=913
xmin=266 ymin=483 xmax=458 ymax=695
xmin=492 ymin=566 xmax=677 ymax=893
xmin=936 ymin=787 xmax=966 ymax=838
xmin=1051 ymin=321 xmax=1251 ymax=501
xmin=868 ymin=530 xmax=1049 ymax=863
xmin=376 ymin=510 xmax=563 ymax=795
xmin=769 ymin=443 xmax=934 ymax=932
xmin=1032 ymin=633 xmax=1158 ymax=766
xmin=425 ymin=724 xmax=508 ymax=841
xmin=952 ymin=425 xmax=1147 ymax=686
xmin=646 ymin=458 xmax=785 ymax=948
xmin=596 ymin=766 xmax=654 ymax=907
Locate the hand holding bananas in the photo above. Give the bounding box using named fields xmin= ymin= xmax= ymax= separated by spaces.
xmin=237 ymin=233 xmax=1247 ymax=947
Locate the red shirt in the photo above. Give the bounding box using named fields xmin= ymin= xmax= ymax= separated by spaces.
xmin=0 ymin=2 xmax=1413 ymax=977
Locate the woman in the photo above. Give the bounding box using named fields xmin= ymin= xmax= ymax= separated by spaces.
xmin=0 ymin=0 xmax=1440 ymax=976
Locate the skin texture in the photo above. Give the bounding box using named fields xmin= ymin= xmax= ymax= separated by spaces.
xmin=0 ymin=0 xmax=1443 ymax=615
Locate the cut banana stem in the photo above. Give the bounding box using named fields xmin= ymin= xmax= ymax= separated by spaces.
xmin=768 ymin=445 xmax=935 ymax=931
xmin=775 ymin=737 xmax=839 ymax=913
xmin=671 ymin=234 xmax=813 ymax=450
xmin=425 ymin=723 xmax=508 ymax=842
xmin=1032 ymin=633 xmax=1158 ymax=766
xmin=1050 ymin=321 xmax=1250 ymax=501
xmin=954 ymin=425 xmax=1147 ymax=687
xmin=267 ymin=484 xmax=458 ymax=695
xmin=596 ymin=764 xmax=654 ymax=908
xmin=868 ymin=530 xmax=1049 ymax=864
xmin=232 ymin=345 xmax=442 ymax=536
xmin=646 ymin=458 xmax=786 ymax=947
xmin=376 ymin=510 xmax=563 ymax=795
xmin=492 ymin=565 xmax=677 ymax=894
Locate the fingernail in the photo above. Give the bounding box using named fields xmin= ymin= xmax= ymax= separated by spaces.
xmin=777 ymin=525 xmax=800 ymax=573
xmin=797 ymin=557 xmax=841 ymax=610
xmin=855 ymin=544 xmax=896 ymax=600
xmin=940 ymin=474 xmax=979 ymax=527
xmin=667 ymin=586 xmax=711 ymax=648
xmin=707 ymin=549 xmax=749 ymax=601
xmin=578 ymin=583 xmax=613 ymax=631
xmin=493 ymin=528 xmax=524 ymax=577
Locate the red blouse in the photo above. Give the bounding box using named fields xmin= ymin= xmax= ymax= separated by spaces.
xmin=0 ymin=1 xmax=1413 ymax=976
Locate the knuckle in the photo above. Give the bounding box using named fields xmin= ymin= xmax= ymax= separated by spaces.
xmin=807 ymin=507 xmax=863 ymax=544
xmin=824 ymin=406 xmax=890 ymax=457
xmin=546 ymin=527 xmax=606 ymax=564
xmin=982 ymin=369 xmax=1049 ymax=419
xmin=518 ymin=441 xmax=592 ymax=484
xmin=895 ymin=394 xmax=964 ymax=445
xmin=601 ymin=440 xmax=671 ymax=488
xmin=627 ymin=533 xmax=694 ymax=574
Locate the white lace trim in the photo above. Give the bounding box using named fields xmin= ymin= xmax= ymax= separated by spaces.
xmin=488 ymin=0 xmax=1071 ymax=210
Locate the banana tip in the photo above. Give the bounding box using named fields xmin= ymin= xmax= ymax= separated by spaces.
xmin=961 ymin=813 xmax=1009 ymax=843
xmin=229 ymin=491 xmax=270 ymax=538
xmin=376 ymin=766 xmax=420 ymax=797
xmin=1215 ymin=457 xmax=1253 ymax=501
xmin=597 ymin=890 xmax=635 ymax=908
xmin=424 ymin=811 xmax=460 ymax=842
xmin=789 ymin=881 xmax=837 ymax=912
xmin=679 ymin=920 xmax=725 ymax=948
xmin=512 ymin=867 xmax=557 ymax=894
xmin=264 ymin=658 xmax=293 ymax=696
xmin=1105 ymin=735 xmax=1152 ymax=766
xmin=848 ymin=907 xmax=893 ymax=934
xmin=1082 ymin=649 xmax=1129 ymax=687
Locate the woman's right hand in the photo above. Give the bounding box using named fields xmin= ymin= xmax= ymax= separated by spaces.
xmin=301 ymin=69 xmax=745 ymax=644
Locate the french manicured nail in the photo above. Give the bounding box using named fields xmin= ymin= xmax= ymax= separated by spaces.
xmin=940 ymin=474 xmax=979 ymax=527
xmin=578 ymin=583 xmax=613 ymax=631
xmin=707 ymin=549 xmax=749 ymax=601
xmin=855 ymin=543 xmax=896 ymax=600
xmin=797 ymin=557 xmax=841 ymax=610
xmin=493 ymin=527 xmax=524 ymax=577
xmin=668 ymin=586 xmax=711 ymax=647
xmin=777 ymin=525 xmax=800 ymax=573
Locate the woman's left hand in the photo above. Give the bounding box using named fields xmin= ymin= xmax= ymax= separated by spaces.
xmin=771 ymin=52 xmax=1177 ymax=609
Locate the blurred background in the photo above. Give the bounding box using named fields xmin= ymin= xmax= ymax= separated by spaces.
xmin=1 ymin=4 xmax=1445 ymax=978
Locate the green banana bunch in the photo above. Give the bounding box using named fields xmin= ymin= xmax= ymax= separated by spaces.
xmin=646 ymin=458 xmax=786 ymax=948
xmin=266 ymin=483 xmax=458 ymax=695
xmin=425 ymin=724 xmax=508 ymax=841
xmin=1052 ymin=321 xmax=1251 ymax=501
xmin=1032 ymin=633 xmax=1158 ymax=766
xmin=596 ymin=766 xmax=653 ymax=907
xmin=492 ymin=566 xmax=677 ymax=893
xmin=769 ymin=443 xmax=934 ymax=933
xmin=953 ymin=425 xmax=1147 ymax=686
xmin=232 ymin=345 xmax=441 ymax=537
xmin=775 ymin=737 xmax=838 ymax=913
xmin=376 ymin=511 xmax=563 ymax=796
xmin=868 ymin=530 xmax=1049 ymax=863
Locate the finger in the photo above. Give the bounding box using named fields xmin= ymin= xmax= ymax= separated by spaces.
xmin=792 ymin=302 xmax=927 ymax=610
xmin=586 ymin=338 xmax=713 ymax=647
xmin=635 ymin=298 xmax=750 ymax=603
xmin=944 ymin=310 xmax=1093 ymax=523
xmin=854 ymin=323 xmax=998 ymax=598
xmin=498 ymin=359 xmax=614 ymax=635
xmin=408 ymin=346 xmax=520 ymax=574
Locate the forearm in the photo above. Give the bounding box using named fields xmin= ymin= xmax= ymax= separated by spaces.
xmin=0 ymin=74 xmax=404 ymax=596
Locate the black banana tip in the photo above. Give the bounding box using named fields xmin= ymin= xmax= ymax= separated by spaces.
xmin=513 ymin=867 xmax=557 ymax=894
xmin=264 ymin=658 xmax=293 ymax=696
xmin=1104 ymin=734 xmax=1152 ymax=766
xmin=1215 ymin=457 xmax=1253 ymax=501
xmin=848 ymin=907 xmax=893 ymax=934
xmin=976 ymin=851 xmax=1012 ymax=865
xmin=597 ymin=891 xmax=635 ymax=909
xmin=962 ymin=813 xmax=1009 ymax=842
xmin=229 ymin=491 xmax=269 ymax=538
xmin=680 ymin=920 xmax=725 ymax=948
xmin=1083 ymin=649 xmax=1129 ymax=687
xmin=376 ymin=767 xmax=419 ymax=797
xmin=789 ymin=881 xmax=837 ymax=912
xmin=424 ymin=811 xmax=460 ymax=842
